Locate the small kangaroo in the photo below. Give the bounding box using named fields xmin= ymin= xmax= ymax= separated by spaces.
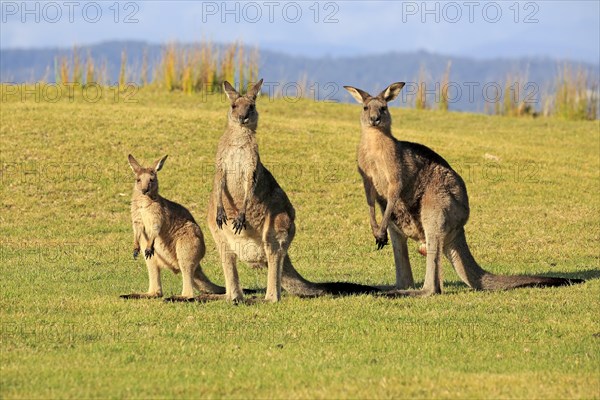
xmin=207 ymin=79 xmax=378 ymax=302
xmin=344 ymin=82 xmax=584 ymax=295
xmin=122 ymin=154 xmax=226 ymax=301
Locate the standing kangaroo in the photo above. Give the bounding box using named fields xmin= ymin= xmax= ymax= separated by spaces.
xmin=122 ymin=154 xmax=226 ymax=301
xmin=207 ymin=79 xmax=378 ymax=302
xmin=344 ymin=82 xmax=583 ymax=295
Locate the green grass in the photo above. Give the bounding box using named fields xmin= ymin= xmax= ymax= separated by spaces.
xmin=1 ymin=88 xmax=599 ymax=399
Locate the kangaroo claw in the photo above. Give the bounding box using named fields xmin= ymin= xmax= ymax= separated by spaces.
xmin=144 ymin=247 xmax=154 ymax=259
xmin=233 ymin=213 xmax=247 ymax=234
xmin=375 ymin=232 xmax=388 ymax=250
xmin=216 ymin=207 xmax=228 ymax=229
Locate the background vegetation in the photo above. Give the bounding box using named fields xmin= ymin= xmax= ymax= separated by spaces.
xmin=3 ymin=42 xmax=598 ymax=119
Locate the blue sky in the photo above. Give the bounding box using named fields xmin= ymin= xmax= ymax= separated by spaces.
xmin=1 ymin=1 xmax=599 ymax=63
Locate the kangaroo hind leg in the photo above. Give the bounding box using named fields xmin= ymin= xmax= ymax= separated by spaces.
xmin=421 ymin=232 xmax=444 ymax=295
xmin=388 ymin=225 xmax=415 ymax=289
xmin=164 ymin=240 xmax=200 ymax=302
xmin=264 ymin=213 xmax=293 ymax=303
xmin=383 ymin=211 xmax=445 ymax=297
xmin=220 ymin=247 xmax=243 ymax=303
xmin=121 ymin=259 xmax=163 ymax=299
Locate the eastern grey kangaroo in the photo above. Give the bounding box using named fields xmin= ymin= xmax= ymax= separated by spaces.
xmin=207 ymin=79 xmax=378 ymax=302
xmin=344 ymin=82 xmax=584 ymax=295
xmin=122 ymin=154 xmax=226 ymax=301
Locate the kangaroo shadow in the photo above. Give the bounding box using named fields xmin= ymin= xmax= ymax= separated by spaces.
xmin=186 ymin=269 xmax=595 ymax=302
xmin=534 ymin=268 xmax=598 ymax=281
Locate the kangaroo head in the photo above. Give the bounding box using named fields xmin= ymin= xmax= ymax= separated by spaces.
xmin=343 ymin=82 xmax=405 ymax=130
xmin=128 ymin=154 xmax=168 ymax=198
xmin=223 ymin=79 xmax=263 ymax=130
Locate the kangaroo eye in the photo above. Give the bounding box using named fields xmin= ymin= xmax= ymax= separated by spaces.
xmin=363 ymin=106 xmax=368 ymax=111
xmin=231 ymin=104 xmax=237 ymax=109
xmin=380 ymin=106 xmax=387 ymax=112
xmin=136 ymin=179 xmax=141 ymax=183
xmin=249 ymin=104 xmax=255 ymax=111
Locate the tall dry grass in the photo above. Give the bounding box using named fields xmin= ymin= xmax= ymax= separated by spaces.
xmin=72 ymin=46 xmax=82 ymax=84
xmin=85 ymin=51 xmax=95 ymax=85
xmin=46 ymin=46 xmax=597 ymax=119
xmin=439 ymin=61 xmax=451 ymax=112
xmin=553 ymin=65 xmax=598 ymax=120
xmin=156 ymin=41 xmax=258 ymax=94
xmin=415 ymin=66 xmax=428 ymax=110
xmin=119 ymin=50 xmax=128 ymax=88
xmin=500 ymin=74 xmax=535 ymax=117
xmin=140 ymin=48 xmax=149 ymax=87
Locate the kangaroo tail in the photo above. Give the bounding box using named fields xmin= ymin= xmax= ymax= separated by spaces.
xmin=193 ymin=265 xmax=226 ymax=294
xmin=282 ymin=256 xmax=379 ymax=297
xmin=193 ymin=265 xmax=257 ymax=295
xmin=480 ymin=274 xmax=584 ymax=290
xmin=445 ymin=229 xmax=584 ymax=290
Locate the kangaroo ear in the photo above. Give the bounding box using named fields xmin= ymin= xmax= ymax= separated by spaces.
xmin=223 ymin=81 xmax=240 ymax=102
xmin=246 ymin=78 xmax=263 ymax=99
xmin=154 ymin=155 xmax=168 ymax=172
xmin=128 ymin=154 xmax=142 ymax=174
xmin=378 ymin=82 xmax=405 ymax=103
xmin=343 ymin=86 xmax=371 ymax=104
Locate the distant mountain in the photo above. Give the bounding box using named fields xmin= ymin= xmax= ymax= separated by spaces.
xmin=1 ymin=41 xmax=598 ymax=113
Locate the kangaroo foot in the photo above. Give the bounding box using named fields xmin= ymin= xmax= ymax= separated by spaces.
xmin=225 ymin=295 xmax=263 ymax=305
xmin=164 ymin=295 xmax=196 ymax=303
xmin=195 ymin=293 xmax=227 ymax=302
xmin=200 ymin=287 xmax=256 ymax=295
xmin=120 ymin=292 xmax=162 ymax=299
xmin=378 ymin=289 xmax=439 ymax=298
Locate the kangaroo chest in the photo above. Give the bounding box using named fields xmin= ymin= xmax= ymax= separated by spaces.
xmin=221 ymin=145 xmax=257 ymax=197
xmin=359 ymin=137 xmax=424 ymax=242
xmin=366 ymin=159 xmax=392 ymax=196
xmin=359 ymin=136 xmax=398 ymax=197
xmin=137 ymin=202 xmax=163 ymax=234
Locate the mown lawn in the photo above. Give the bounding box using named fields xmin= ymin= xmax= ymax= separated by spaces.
xmin=1 ymin=87 xmax=598 ymax=399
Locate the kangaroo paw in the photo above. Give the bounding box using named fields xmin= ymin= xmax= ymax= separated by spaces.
xmin=216 ymin=207 xmax=228 ymax=229
xmin=144 ymin=247 xmax=154 ymax=259
xmin=375 ymin=231 xmax=388 ymax=250
xmin=233 ymin=213 xmax=247 ymax=234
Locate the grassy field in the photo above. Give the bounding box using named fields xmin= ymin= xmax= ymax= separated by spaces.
xmin=1 ymin=87 xmax=599 ymax=399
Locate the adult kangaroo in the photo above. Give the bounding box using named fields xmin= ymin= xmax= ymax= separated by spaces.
xmin=207 ymin=79 xmax=378 ymax=302
xmin=344 ymin=82 xmax=584 ymax=296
